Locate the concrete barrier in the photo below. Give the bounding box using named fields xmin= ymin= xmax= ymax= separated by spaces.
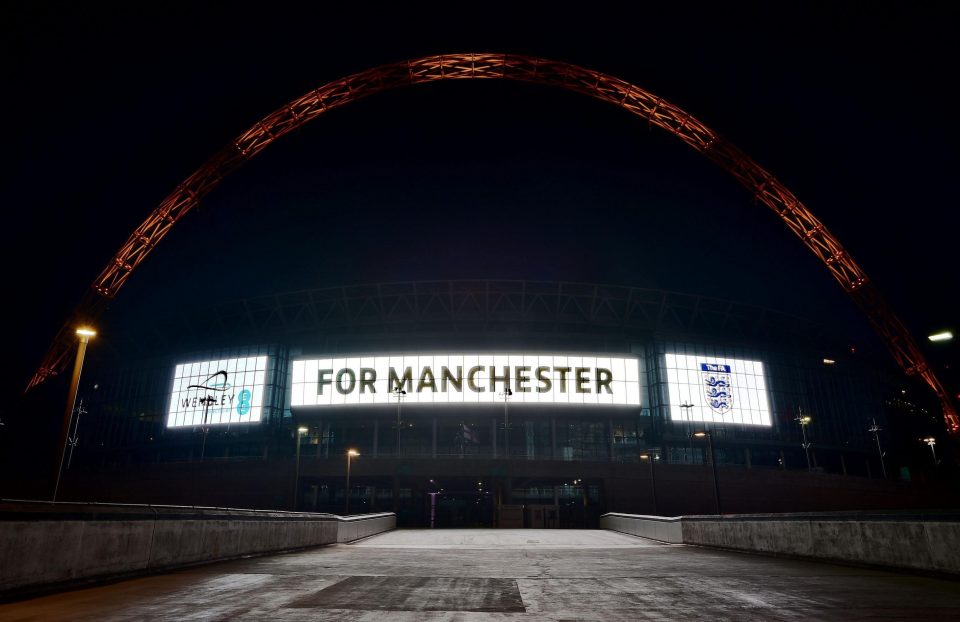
xmin=336 ymin=512 xmax=397 ymax=542
xmin=0 ymin=501 xmax=395 ymax=596
xmin=601 ymin=511 xmax=960 ymax=575
xmin=599 ymin=513 xmax=683 ymax=543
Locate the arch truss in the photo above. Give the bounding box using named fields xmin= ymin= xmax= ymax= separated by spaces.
xmin=28 ymin=53 xmax=958 ymax=432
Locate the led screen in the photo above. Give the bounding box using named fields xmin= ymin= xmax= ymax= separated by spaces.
xmin=291 ymin=354 xmax=641 ymax=407
xmin=664 ymin=353 xmax=771 ymax=426
xmin=166 ymin=356 xmax=268 ymax=427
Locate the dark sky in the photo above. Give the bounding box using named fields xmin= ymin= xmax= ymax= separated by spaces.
xmin=2 ymin=2 xmax=958 ymax=401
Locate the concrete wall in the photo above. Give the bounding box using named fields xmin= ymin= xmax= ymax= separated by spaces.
xmin=601 ymin=511 xmax=960 ymax=575
xmin=0 ymin=502 xmax=395 ymax=596
xmin=336 ymin=512 xmax=397 ymax=542
xmin=600 ymin=513 xmax=683 ymax=544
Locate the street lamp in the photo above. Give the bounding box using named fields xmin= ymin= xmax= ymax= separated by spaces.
xmin=921 ymin=436 xmax=938 ymax=465
xmin=795 ymin=409 xmax=813 ymax=471
xmin=928 ymin=331 xmax=953 ymax=342
xmin=53 ymin=327 xmax=96 ymax=502
xmin=293 ymin=426 xmax=308 ymax=510
xmin=868 ymin=418 xmax=887 ymax=479
xmin=679 ymin=402 xmax=694 ymax=421
xmin=65 ymin=399 xmax=88 ymax=470
xmin=639 ymin=453 xmax=658 ymax=515
xmin=345 ymin=449 xmax=360 ymax=515
xmin=692 ymin=431 xmax=721 ymax=514
xmin=499 ymin=388 xmax=513 ymax=458
xmin=392 ymin=386 xmax=406 ymax=457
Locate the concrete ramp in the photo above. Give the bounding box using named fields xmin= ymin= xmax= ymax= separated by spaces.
xmin=4 ymin=523 xmax=960 ymax=619
xmin=355 ymin=528 xmax=665 ymax=549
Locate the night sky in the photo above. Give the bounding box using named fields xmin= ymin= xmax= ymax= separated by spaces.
xmin=2 ymin=3 xmax=958 ymax=409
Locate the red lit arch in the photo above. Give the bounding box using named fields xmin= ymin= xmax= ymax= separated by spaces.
xmin=29 ymin=53 xmax=957 ymax=432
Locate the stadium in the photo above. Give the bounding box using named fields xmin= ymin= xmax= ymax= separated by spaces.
xmin=12 ymin=54 xmax=956 ymax=527
xmin=58 ymin=278 xmax=935 ymax=528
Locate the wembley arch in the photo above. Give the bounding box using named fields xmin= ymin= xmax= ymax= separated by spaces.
xmin=28 ymin=53 xmax=958 ymax=432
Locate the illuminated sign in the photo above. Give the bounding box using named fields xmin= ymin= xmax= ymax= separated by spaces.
xmin=664 ymin=353 xmax=771 ymax=426
xmin=166 ymin=356 xmax=267 ymax=427
xmin=291 ymin=354 xmax=641 ymax=407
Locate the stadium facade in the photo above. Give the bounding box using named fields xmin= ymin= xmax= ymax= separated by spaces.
xmin=75 ymin=280 xmax=898 ymax=527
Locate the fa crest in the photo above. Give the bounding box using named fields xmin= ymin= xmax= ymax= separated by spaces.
xmin=700 ymin=363 xmax=732 ymax=415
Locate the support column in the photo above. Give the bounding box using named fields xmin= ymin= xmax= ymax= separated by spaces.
xmin=492 ymin=418 xmax=498 ymax=458
xmin=393 ymin=473 xmax=400 ymax=513
xmin=373 ymin=419 xmax=379 ymax=459
xmin=608 ymin=419 xmax=615 ymax=461
xmin=744 ymin=447 xmax=752 ymax=469
xmin=551 ymin=417 xmax=557 ymax=460
xmin=432 ymin=418 xmax=437 ymax=459
xmin=840 ymin=453 xmax=847 ymax=476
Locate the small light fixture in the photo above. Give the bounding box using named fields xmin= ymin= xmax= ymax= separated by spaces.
xmin=822 ymin=358 xmax=835 ymax=365
xmin=76 ymin=327 xmax=97 ymax=337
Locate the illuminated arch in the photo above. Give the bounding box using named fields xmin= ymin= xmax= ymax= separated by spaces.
xmin=29 ymin=53 xmax=958 ymax=432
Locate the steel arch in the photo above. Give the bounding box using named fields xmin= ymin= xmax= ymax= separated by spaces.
xmin=28 ymin=53 xmax=958 ymax=432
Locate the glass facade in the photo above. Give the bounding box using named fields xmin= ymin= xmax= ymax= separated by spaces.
xmin=76 ymin=339 xmax=887 ymax=477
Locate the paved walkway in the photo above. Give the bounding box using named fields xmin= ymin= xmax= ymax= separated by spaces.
xmin=2 ymin=529 xmax=959 ymax=620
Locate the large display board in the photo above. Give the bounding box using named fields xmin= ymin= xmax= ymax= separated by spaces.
xmin=166 ymin=356 xmax=268 ymax=427
xmin=664 ymin=353 xmax=772 ymax=426
xmin=291 ymin=354 xmax=641 ymax=407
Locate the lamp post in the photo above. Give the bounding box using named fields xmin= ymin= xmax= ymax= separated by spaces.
xmin=53 ymin=327 xmax=95 ymax=502
xmin=393 ymin=387 xmax=406 ymax=457
xmin=293 ymin=426 xmax=308 ymax=510
xmin=692 ymin=431 xmax=721 ymax=514
xmin=921 ymin=436 xmax=938 ymax=465
xmin=499 ymin=388 xmax=513 ymax=458
xmin=679 ymin=402 xmax=694 ymax=421
xmin=795 ymin=409 xmax=813 ymax=471
xmin=65 ymin=399 xmax=87 ymax=470
xmin=868 ymin=418 xmax=887 ymax=479
xmin=345 ymin=449 xmax=360 ymax=515
xmin=639 ymin=453 xmax=658 ymax=515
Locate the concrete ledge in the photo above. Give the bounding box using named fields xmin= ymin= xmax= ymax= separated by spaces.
xmin=599 ymin=513 xmax=683 ymax=543
xmin=336 ymin=512 xmax=396 ymax=543
xmin=0 ymin=500 xmax=395 ymax=597
xmin=601 ymin=511 xmax=960 ymax=576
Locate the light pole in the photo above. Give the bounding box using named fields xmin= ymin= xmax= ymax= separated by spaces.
xmin=65 ymin=399 xmax=87 ymax=470
xmin=868 ymin=418 xmax=887 ymax=479
xmin=499 ymin=388 xmax=513 ymax=458
xmin=921 ymin=436 xmax=938 ymax=465
xmin=393 ymin=387 xmax=406 ymax=457
xmin=198 ymin=397 xmax=213 ymax=462
xmin=795 ymin=409 xmax=813 ymax=471
xmin=692 ymin=431 xmax=721 ymax=514
xmin=639 ymin=453 xmax=658 ymax=515
xmin=679 ymin=401 xmax=694 ymax=421
xmin=293 ymin=426 xmax=308 ymax=510
xmin=53 ymin=327 xmax=95 ymax=502
xmin=345 ymin=449 xmax=360 ymax=515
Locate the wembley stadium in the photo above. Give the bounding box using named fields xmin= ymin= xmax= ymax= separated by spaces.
xmin=11 ymin=54 xmax=956 ymax=528
xmin=52 ymin=278 xmax=935 ymax=528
